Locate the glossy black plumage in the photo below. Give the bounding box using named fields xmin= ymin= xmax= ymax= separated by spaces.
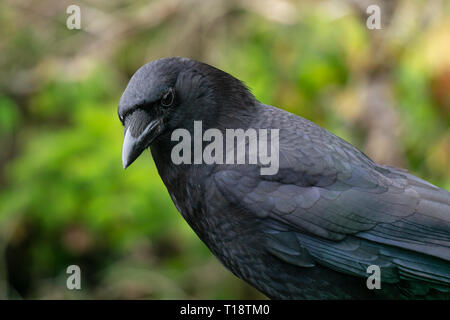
xmin=119 ymin=57 xmax=450 ymax=299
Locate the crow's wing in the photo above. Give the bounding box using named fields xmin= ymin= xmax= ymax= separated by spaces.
xmin=213 ymin=115 xmax=450 ymax=291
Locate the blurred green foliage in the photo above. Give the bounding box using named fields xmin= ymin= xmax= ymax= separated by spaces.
xmin=0 ymin=0 xmax=449 ymax=299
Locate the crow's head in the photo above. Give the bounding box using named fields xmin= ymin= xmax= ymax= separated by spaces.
xmin=118 ymin=57 xmax=255 ymax=169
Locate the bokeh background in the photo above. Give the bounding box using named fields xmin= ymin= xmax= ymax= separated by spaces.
xmin=0 ymin=0 xmax=449 ymax=299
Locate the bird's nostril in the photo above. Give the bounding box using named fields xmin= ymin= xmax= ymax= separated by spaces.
xmin=126 ymin=109 xmax=152 ymax=138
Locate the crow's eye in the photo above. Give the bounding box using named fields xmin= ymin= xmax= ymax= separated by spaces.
xmin=161 ymin=88 xmax=174 ymax=107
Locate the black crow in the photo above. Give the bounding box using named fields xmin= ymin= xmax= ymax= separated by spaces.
xmin=118 ymin=57 xmax=450 ymax=299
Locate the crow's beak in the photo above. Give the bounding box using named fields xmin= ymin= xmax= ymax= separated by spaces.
xmin=122 ymin=118 xmax=162 ymax=169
